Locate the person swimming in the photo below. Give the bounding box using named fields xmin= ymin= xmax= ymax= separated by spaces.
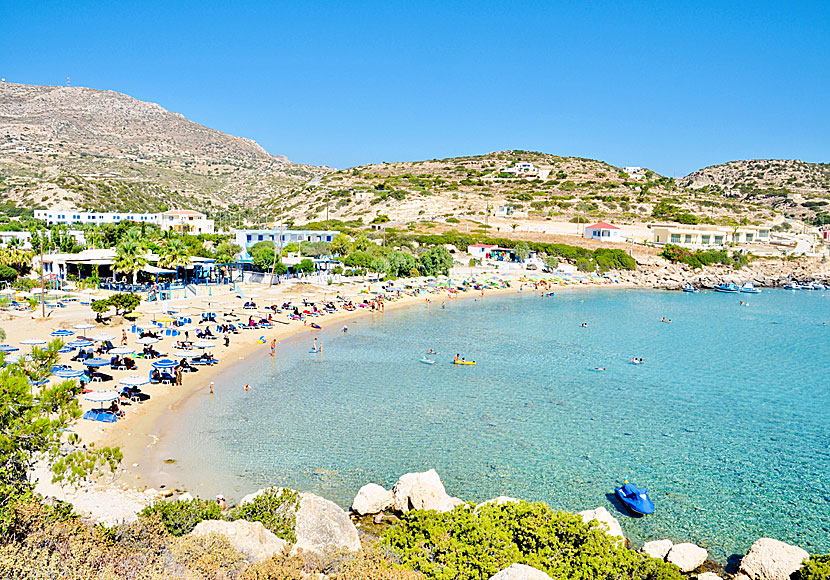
xmin=428 ymin=349 xmax=436 ymax=354
xmin=453 ymin=354 xmax=459 ymax=363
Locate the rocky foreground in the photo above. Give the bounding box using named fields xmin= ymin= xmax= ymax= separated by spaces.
xmin=55 ymin=469 xmax=812 ymax=580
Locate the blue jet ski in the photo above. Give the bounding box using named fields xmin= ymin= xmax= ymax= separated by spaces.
xmin=615 ymin=480 xmax=655 ymax=515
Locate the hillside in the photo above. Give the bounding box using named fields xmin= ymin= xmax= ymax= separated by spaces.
xmin=268 ymin=150 xmax=778 ymax=228
xmin=679 ymin=159 xmax=830 ymax=223
xmin=0 ymin=82 xmax=326 ymax=216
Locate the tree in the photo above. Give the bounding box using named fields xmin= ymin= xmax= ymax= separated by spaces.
xmin=107 ymin=293 xmax=141 ymax=316
xmin=213 ymin=240 xmax=240 ymax=264
xmin=294 ymin=258 xmax=315 ymax=275
xmin=344 ymin=251 xmax=374 ymax=270
xmin=371 ymin=257 xmax=390 ymax=277
xmin=0 ymin=247 xmax=34 ymax=275
xmin=249 ymin=242 xmax=276 ymax=271
xmin=387 ymin=251 xmax=419 ymax=278
xmin=282 ymin=242 xmax=299 ymax=255
xmin=0 ymin=265 xmax=17 ymax=283
xmin=353 ymin=233 xmax=370 ymax=251
xmin=157 ymin=239 xmax=191 ymax=270
xmin=420 ymin=247 xmax=453 ymax=277
xmin=0 ymin=339 xmax=122 ymax=508
xmin=300 ymin=241 xmax=331 ymax=257
xmin=544 ymin=255 xmax=560 ymax=271
xmin=514 ymin=242 xmax=530 ymax=261
xmin=113 ymin=240 xmax=147 ymax=285
xmin=330 ymin=233 xmax=353 ymax=256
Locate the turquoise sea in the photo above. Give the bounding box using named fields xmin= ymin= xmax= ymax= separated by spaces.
xmin=155 ymin=289 xmax=830 ymax=561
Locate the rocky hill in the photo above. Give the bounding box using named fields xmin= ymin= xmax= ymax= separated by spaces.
xmin=0 ymin=82 xmax=326 ymax=215
xmin=679 ymin=159 xmax=830 ymax=222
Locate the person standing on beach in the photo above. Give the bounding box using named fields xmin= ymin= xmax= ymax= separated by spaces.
xmin=121 ymin=330 xmax=128 ymax=346
xmin=270 ymin=338 xmax=276 ymax=357
xmin=175 ymin=367 xmax=183 ymax=386
xmin=312 ymin=337 xmax=318 ymax=352
xmin=209 ymin=382 xmax=214 ymax=394
xmin=224 ymin=331 xmax=230 ymax=347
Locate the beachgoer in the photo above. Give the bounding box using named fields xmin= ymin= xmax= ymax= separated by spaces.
xmin=453 ymin=354 xmax=459 ymax=363
xmin=373 ymin=511 xmax=384 ymax=524
xmin=270 ymin=339 xmax=276 ymax=357
xmin=581 ymin=322 xmax=588 ymax=328
xmin=209 ymin=382 xmax=214 ymax=394
xmin=121 ymin=330 xmax=128 ymax=346
xmin=343 ymin=325 xmax=348 ymax=333
xmin=224 ymin=332 xmax=230 ymax=347
xmin=312 ymin=337 xmax=318 ymax=352
xmin=243 ymin=383 xmax=251 ymax=391
xmin=217 ymin=495 xmax=226 ymax=510
xmin=661 ymin=317 xmax=666 ymax=323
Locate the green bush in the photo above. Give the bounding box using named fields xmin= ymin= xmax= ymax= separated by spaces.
xmin=384 ymin=501 xmax=683 ymax=580
xmin=660 ymin=245 xmax=749 ymax=270
xmin=0 ymin=265 xmax=17 ymax=283
xmin=794 ymin=553 xmax=830 ymax=580
xmin=232 ymin=488 xmax=299 ymax=542
xmin=139 ymin=498 xmax=223 ymax=537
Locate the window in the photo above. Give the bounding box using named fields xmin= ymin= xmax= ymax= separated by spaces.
xmin=701 ymin=235 xmax=710 ymax=244
xmin=684 ymin=234 xmax=693 ymax=244
xmin=258 ymin=235 xmax=263 ymax=241
xmin=746 ymin=233 xmax=754 ymax=242
xmin=759 ymin=230 xmax=769 ymax=237
xmin=670 ymin=234 xmax=681 ymax=243
xmin=714 ymin=235 xmax=724 ymax=244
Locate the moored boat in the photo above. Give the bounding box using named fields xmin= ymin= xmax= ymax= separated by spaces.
xmin=714 ymin=283 xmax=739 ymax=293
xmin=682 ymin=284 xmax=699 ymax=293
xmin=615 ymin=480 xmax=655 ymax=515
xmin=739 ymin=282 xmax=761 ymax=294
xmin=783 ymin=281 xmax=800 ymax=290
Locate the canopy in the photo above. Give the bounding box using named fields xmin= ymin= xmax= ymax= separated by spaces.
xmin=20 ymin=338 xmax=47 ymax=346
xmin=120 ymin=375 xmax=149 ymax=387
xmin=91 ymin=333 xmax=116 ymax=342
xmin=171 ymin=350 xmax=199 ymax=358
xmin=84 ymin=391 xmax=119 ymax=404
xmin=193 ymin=341 xmax=214 ymax=349
xmin=108 ymin=347 xmax=134 ymax=355
xmin=74 ymin=323 xmax=96 ymax=330
xmin=53 ymin=368 xmax=85 ymax=378
xmin=154 ymin=316 xmax=175 ymax=323
xmin=0 ymin=345 xmax=19 ymax=353
xmin=68 ymin=339 xmax=94 ymax=348
xmin=50 ymin=329 xmax=74 ymax=337
xmin=136 ymin=337 xmax=160 ymax=345
xmin=142 ymin=265 xmax=177 ymax=275
xmin=152 ymin=359 xmax=178 ymax=369
xmin=83 ymin=358 xmax=111 ymax=368
xmin=58 ymin=346 xmax=73 ymax=354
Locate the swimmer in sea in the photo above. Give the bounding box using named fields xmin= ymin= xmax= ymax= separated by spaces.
xmin=312 ymin=337 xmax=318 ymax=352
xmin=581 ymin=322 xmax=588 ymax=328
xmin=453 ymin=354 xmax=459 ymax=363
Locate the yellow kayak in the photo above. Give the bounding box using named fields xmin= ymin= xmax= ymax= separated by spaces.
xmin=453 ymin=361 xmax=476 ymax=365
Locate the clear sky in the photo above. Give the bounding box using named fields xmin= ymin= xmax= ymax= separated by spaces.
xmin=2 ymin=0 xmax=828 ymax=175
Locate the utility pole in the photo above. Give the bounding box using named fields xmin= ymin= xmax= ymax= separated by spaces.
xmin=269 ymin=222 xmax=284 ymax=286
xmin=326 ymin=190 xmax=329 ymax=231
xmin=40 ymin=238 xmax=45 ymax=318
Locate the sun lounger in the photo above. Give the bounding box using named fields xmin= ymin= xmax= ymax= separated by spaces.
xmin=97 ymin=412 xmax=117 ymax=423
xmin=82 ymin=410 xmax=100 ymax=421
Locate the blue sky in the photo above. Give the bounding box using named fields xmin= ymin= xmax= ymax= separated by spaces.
xmin=2 ymin=0 xmax=828 ymax=175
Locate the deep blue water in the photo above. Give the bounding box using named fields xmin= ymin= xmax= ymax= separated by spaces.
xmin=156 ymin=289 xmax=830 ymax=560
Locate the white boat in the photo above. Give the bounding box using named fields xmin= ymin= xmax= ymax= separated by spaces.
xmin=783 ymin=281 xmax=800 ymax=290
xmin=809 ymin=282 xmax=826 ymax=290
xmin=739 ymin=282 xmax=761 ymax=294
xmin=420 ymin=357 xmax=436 ymax=365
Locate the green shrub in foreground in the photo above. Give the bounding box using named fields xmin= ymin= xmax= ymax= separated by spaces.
xmin=383 ymin=501 xmax=683 ymax=580
xmin=232 ymin=488 xmax=300 ymax=543
xmin=794 ymin=553 xmax=830 ymax=580
xmin=139 ymin=498 xmax=223 ymax=536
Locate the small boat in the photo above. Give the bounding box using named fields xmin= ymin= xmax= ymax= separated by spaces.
xmin=809 ymin=282 xmax=826 ymax=290
xmin=783 ymin=281 xmax=800 ymax=290
xmin=420 ymin=357 xmax=435 ymax=365
xmin=615 ymin=480 xmax=655 ymax=515
xmin=714 ymin=283 xmax=739 ymax=293
xmin=682 ymin=284 xmax=699 ymax=293
xmin=739 ymin=282 xmax=761 ymax=294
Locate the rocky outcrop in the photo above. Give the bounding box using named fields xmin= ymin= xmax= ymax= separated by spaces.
xmin=191 ymin=520 xmax=288 ymax=563
xmin=240 ymin=487 xmax=360 ymax=556
xmin=734 ymin=538 xmax=809 ymax=580
xmin=640 ymin=539 xmax=674 ymax=560
xmin=391 ymin=469 xmax=464 ymax=513
xmin=665 ymin=543 xmax=708 ymax=573
xmin=489 ymin=563 xmax=554 ymax=580
xmin=577 ymin=507 xmax=625 ymax=546
xmin=351 ymin=483 xmax=394 ymax=515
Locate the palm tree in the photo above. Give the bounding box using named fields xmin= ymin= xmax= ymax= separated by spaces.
xmin=157 ymin=239 xmax=191 ymax=274
xmin=214 ymin=241 xmax=239 ymax=264
xmin=113 ymin=240 xmax=147 ymax=285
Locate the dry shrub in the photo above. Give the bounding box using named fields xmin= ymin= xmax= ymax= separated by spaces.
xmin=170 ymin=533 xmax=249 ymax=580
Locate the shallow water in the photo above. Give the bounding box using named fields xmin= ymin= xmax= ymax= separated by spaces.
xmin=157 ymin=288 xmax=830 ymax=560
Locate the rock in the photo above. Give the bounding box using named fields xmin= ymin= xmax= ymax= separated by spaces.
xmin=666 ymin=542 xmax=708 ymax=572
xmin=293 ymin=491 xmax=361 ymax=556
xmin=352 ymin=483 xmax=393 ymax=515
xmin=240 ymin=487 xmax=361 ymax=556
xmin=391 ymin=469 xmax=464 ymax=513
xmin=474 ymin=496 xmax=519 ymax=514
xmin=696 ymin=573 xmax=722 ymax=580
xmin=177 ymin=492 xmax=194 ymax=502
xmin=577 ymin=507 xmax=625 ymax=546
xmin=191 ymin=519 xmax=288 ymax=563
xmin=640 ymin=539 xmax=674 ymax=560
xmin=489 ymin=563 xmax=554 ymax=580
xmin=737 ymin=538 xmax=809 ymax=580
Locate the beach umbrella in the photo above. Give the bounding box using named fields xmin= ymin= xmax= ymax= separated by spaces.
xmin=20 ymin=338 xmax=47 ymax=346
xmin=91 ymin=333 xmax=116 ymax=342
xmin=68 ymin=339 xmax=94 ymax=348
xmin=84 ymin=390 xmax=119 ymax=406
xmin=58 ymin=346 xmax=72 ymax=354
xmin=53 ymin=368 xmax=85 ymax=379
xmin=154 ymin=316 xmax=175 ymax=324
xmin=124 ymin=313 xmax=143 ymax=320
xmin=74 ymin=323 xmax=95 ymax=330
xmin=29 ymin=378 xmax=50 ymax=387
xmin=50 ymin=329 xmax=74 ymax=337
xmin=151 ymin=359 xmax=178 ymax=370
xmin=83 ymin=358 xmax=111 ymax=368
xmin=193 ymin=340 xmax=213 ymax=349
xmin=0 ymin=288 xmax=14 ymax=295
xmin=0 ymin=345 xmax=19 ymax=353
xmin=108 ymin=347 xmax=134 ymax=355
xmin=136 ymin=337 xmax=159 ymax=345
xmin=177 ymin=325 xmax=198 ymax=332
xmin=171 ymin=349 xmax=199 ymax=359
xmin=120 ymin=375 xmax=149 ymax=387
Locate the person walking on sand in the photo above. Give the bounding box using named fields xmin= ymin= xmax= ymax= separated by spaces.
xmin=121 ymin=330 xmax=128 ymax=346
xmin=224 ymin=331 xmax=230 ymax=347
xmin=270 ymin=338 xmax=276 ymax=357
xmin=175 ymin=367 xmax=183 ymax=386
xmin=209 ymin=382 xmax=214 ymax=394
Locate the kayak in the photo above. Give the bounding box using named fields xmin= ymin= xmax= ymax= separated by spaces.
xmin=615 ymin=480 xmax=655 ymax=515
xmin=453 ymin=361 xmax=476 ymax=365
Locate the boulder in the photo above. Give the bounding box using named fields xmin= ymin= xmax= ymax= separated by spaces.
xmin=293 ymin=491 xmax=361 ymax=556
xmin=737 ymin=538 xmax=809 ymax=580
xmin=177 ymin=492 xmax=194 ymax=502
xmin=696 ymin=573 xmax=722 ymax=580
xmin=577 ymin=507 xmax=625 ymax=546
xmin=352 ymin=483 xmax=393 ymax=515
xmin=391 ymin=469 xmax=464 ymax=513
xmin=640 ymin=539 xmax=674 ymax=560
xmin=666 ymin=543 xmax=708 ymax=572
xmin=474 ymin=496 xmax=519 ymax=514
xmin=191 ymin=519 xmax=288 ymax=563
xmin=489 ymin=563 xmax=554 ymax=580
xmin=240 ymin=487 xmax=361 ymax=556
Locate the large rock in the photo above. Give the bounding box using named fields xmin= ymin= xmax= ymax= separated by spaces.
xmin=666 ymin=542 xmax=708 ymax=572
xmin=577 ymin=507 xmax=625 ymax=546
xmin=391 ymin=469 xmax=464 ymax=513
xmin=489 ymin=563 xmax=554 ymax=580
xmin=352 ymin=483 xmax=394 ymax=515
xmin=191 ymin=519 xmax=288 ymax=563
xmin=640 ymin=539 xmax=674 ymax=560
xmin=736 ymin=538 xmax=809 ymax=580
xmin=240 ymin=487 xmax=361 ymax=556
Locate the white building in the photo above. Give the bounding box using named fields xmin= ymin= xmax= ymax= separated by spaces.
xmin=502 ymin=162 xmax=551 ymax=179
xmin=495 ymin=205 xmax=528 ymax=218
xmin=651 ymin=224 xmax=771 ymax=247
xmin=584 ymin=222 xmax=621 ymax=241
xmin=33 ymin=209 xmax=214 ymax=234
xmin=234 ymin=228 xmax=340 ymax=260
xmin=623 ymin=166 xmax=648 ymax=180
xmin=468 ymin=243 xmax=497 ymax=260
